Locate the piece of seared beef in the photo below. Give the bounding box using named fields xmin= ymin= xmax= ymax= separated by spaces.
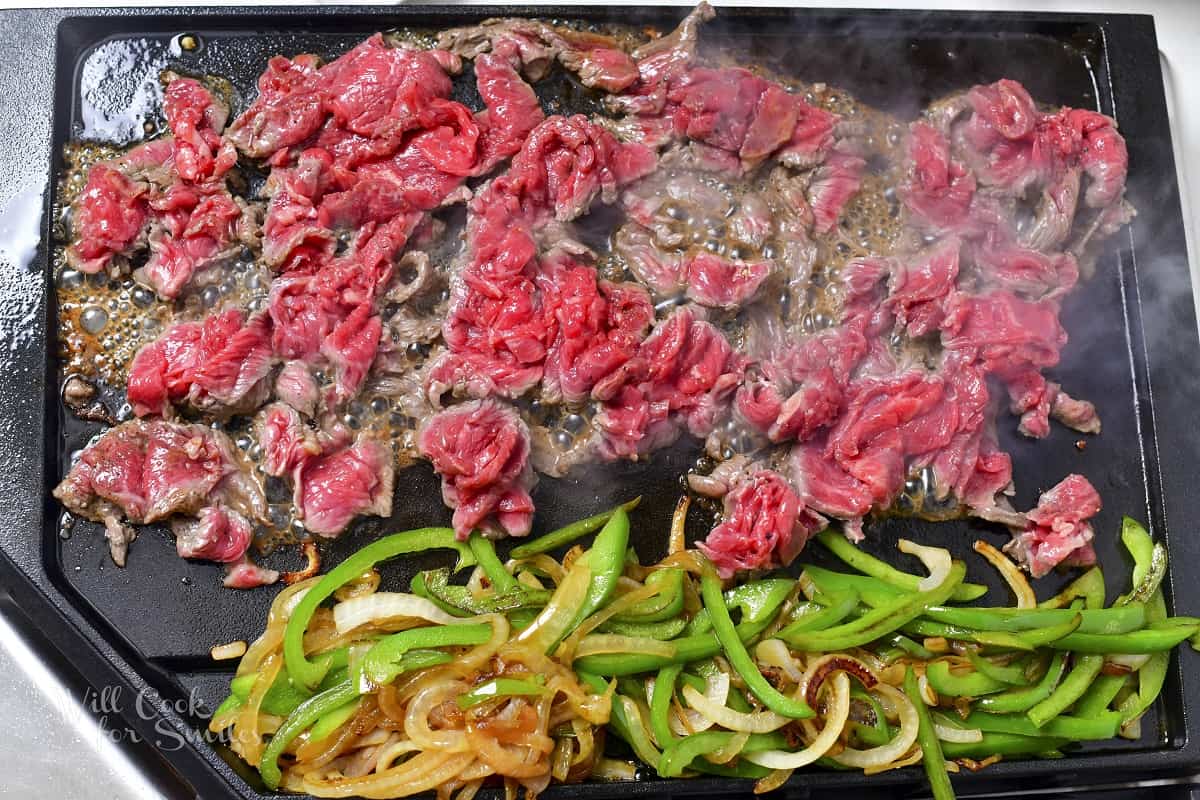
xmin=418 ymin=399 xmax=536 ymax=539
xmin=1005 ymin=474 xmax=1102 ymax=577
xmin=53 ymin=420 xmax=269 ymax=575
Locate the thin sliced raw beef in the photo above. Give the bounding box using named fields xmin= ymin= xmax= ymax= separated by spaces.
xmin=297 ymin=435 xmax=395 ymax=537
xmin=1005 ymin=474 xmax=1101 ymax=577
xmin=418 ymin=399 xmax=535 ymax=539
xmin=127 ymin=309 xmax=274 ymax=417
xmin=697 ymin=469 xmax=825 ymax=577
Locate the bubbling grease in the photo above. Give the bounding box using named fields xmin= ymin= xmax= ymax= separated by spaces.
xmin=53 ymin=23 xmax=925 ymax=549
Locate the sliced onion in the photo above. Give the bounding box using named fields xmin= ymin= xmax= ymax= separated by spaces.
xmin=593 ymin=758 xmax=638 ymax=781
xmin=705 ymin=730 xmax=749 ymax=764
xmin=1108 ymin=653 xmax=1152 ymax=671
xmin=935 ymin=722 xmax=983 ymax=743
xmin=744 ymin=672 xmax=851 ymax=768
xmin=753 ymin=767 xmax=793 ymax=793
xmin=797 ymin=570 xmax=818 ymax=600
xmin=801 ymin=654 xmax=878 ymax=708
xmin=863 ymin=745 xmax=923 ymax=775
xmin=974 ymin=539 xmax=1035 ymax=608
xmin=898 ymin=539 xmax=953 ymax=592
xmin=517 ymin=560 xmax=591 ymax=653
xmin=574 ymin=635 xmax=675 ymax=660
xmin=669 ymin=671 xmax=730 ymax=736
xmin=210 ymin=640 xmax=247 ymax=661
xmin=756 ymin=639 xmax=805 ymax=684
xmin=680 ymin=684 xmax=789 ymax=733
xmin=669 ymin=495 xmax=690 ymax=555
xmin=830 ymin=683 xmax=920 ymax=769
xmin=333 ymin=592 xmax=463 ymax=634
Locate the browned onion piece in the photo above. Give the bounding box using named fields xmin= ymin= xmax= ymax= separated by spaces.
xmin=804 ymin=655 xmax=878 ymax=708
xmin=282 ymin=542 xmax=320 ymax=585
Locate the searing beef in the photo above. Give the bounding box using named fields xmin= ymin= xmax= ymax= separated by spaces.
xmin=68 ymin=78 xmax=259 ymax=298
xmin=66 ymin=165 xmax=150 ymax=274
xmin=163 ymin=77 xmax=237 ymax=184
xmin=275 ymin=361 xmax=320 ymax=417
xmin=900 ymin=122 xmax=975 ymax=233
xmin=59 ymin=12 xmax=1139 ymax=582
xmin=297 ymin=435 xmax=395 ymax=537
xmin=172 ymin=504 xmax=253 ymax=563
xmin=430 ymin=115 xmax=655 ymax=402
xmin=887 ymin=238 xmax=961 ymax=337
xmin=698 ymin=469 xmax=825 ymax=577
xmin=616 ymin=164 xmax=816 ymax=311
xmin=419 ymin=399 xmax=535 ymax=539
xmin=53 ymin=420 xmax=269 ymax=574
xmin=127 ymin=309 xmax=274 ymax=417
xmin=258 ymin=403 xmax=323 ymax=483
xmin=595 ymin=307 xmax=744 ymax=458
xmin=1006 ymin=474 xmax=1101 ymax=577
xmin=537 ymin=257 xmax=654 ymax=403
xmin=223 ymin=557 xmax=282 ymax=590
xmin=438 ymin=17 xmax=639 ymax=93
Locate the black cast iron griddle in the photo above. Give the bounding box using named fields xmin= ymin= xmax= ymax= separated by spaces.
xmin=0 ymin=5 xmax=1196 ymax=799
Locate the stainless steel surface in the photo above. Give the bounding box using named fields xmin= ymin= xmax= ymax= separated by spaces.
xmin=0 ymin=1 xmax=1196 ymax=796
xmin=0 ymin=602 xmax=166 ymax=799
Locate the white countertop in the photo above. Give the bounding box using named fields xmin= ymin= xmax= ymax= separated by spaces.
xmin=0 ymin=2 xmax=1195 ymax=797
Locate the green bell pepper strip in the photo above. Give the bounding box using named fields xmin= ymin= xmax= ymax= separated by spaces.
xmin=923 ymin=605 xmax=1145 ymax=636
xmin=1027 ymin=654 xmax=1105 ymax=728
xmin=682 ymin=609 xmax=712 ymax=636
xmin=1039 ymin=567 xmax=1105 ymax=610
xmin=940 ymin=732 xmax=1070 ymax=760
xmin=467 ymin=533 xmax=519 ymax=593
xmin=260 ymin=677 xmax=359 ymax=788
xmin=724 ymin=579 xmax=795 ymax=624
xmin=700 ymin=566 xmax=813 ymax=719
xmin=780 ymin=562 xmax=966 ymax=652
xmin=815 ymin=529 xmax=986 ymax=602
xmin=230 ymin=649 xmax=352 ymax=716
xmin=776 ymin=590 xmax=861 ymax=638
xmin=1125 ymin=545 xmax=1167 ymax=605
xmin=613 ymin=569 xmax=685 ymax=623
xmin=574 ymin=615 xmax=775 ymax=676
xmin=963 ymin=710 xmax=1121 ymax=740
xmin=410 ymin=572 xmax=472 ymax=617
xmin=360 ymin=623 xmax=494 ymax=687
xmin=605 ymin=691 xmax=662 ymax=770
xmin=802 ymin=566 xmax=907 ymax=608
xmin=419 ymin=568 xmax=552 ymax=614
xmin=967 ymin=651 xmax=1029 ymax=686
xmin=284 ymin=527 xmax=474 ymax=689
xmin=1048 ymin=619 xmax=1199 ymax=653
xmin=659 ymin=731 xmax=738 ymax=778
xmin=850 ymin=687 xmax=892 ymax=746
xmin=213 ymin=692 xmax=242 ymax=719
xmin=650 ymin=665 xmax=682 ymax=748
xmin=661 ymin=731 xmax=786 ymax=778
xmin=307 ymin=698 xmax=361 ymax=744
xmin=572 ymin=509 xmax=631 ymax=628
xmin=258 ymin=649 xmax=452 ymax=789
xmin=457 ymin=675 xmax=546 ymax=709
xmin=600 ymin=617 xmax=688 ymax=640
xmin=508 ymin=498 xmax=640 ymax=559
xmin=926 ymin=660 xmax=1008 ymax=697
xmin=1122 ymin=517 xmax=1156 ymax=587
xmin=904 ymin=613 xmax=1081 ymax=651
xmin=1117 ymin=590 xmax=1170 ymax=724
xmin=1072 ymin=673 xmax=1127 ymax=718
xmin=975 ymin=652 xmax=1068 ymax=714
xmin=904 ymin=666 xmax=955 ymax=800
xmin=884 ymin=633 xmax=936 ymax=660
